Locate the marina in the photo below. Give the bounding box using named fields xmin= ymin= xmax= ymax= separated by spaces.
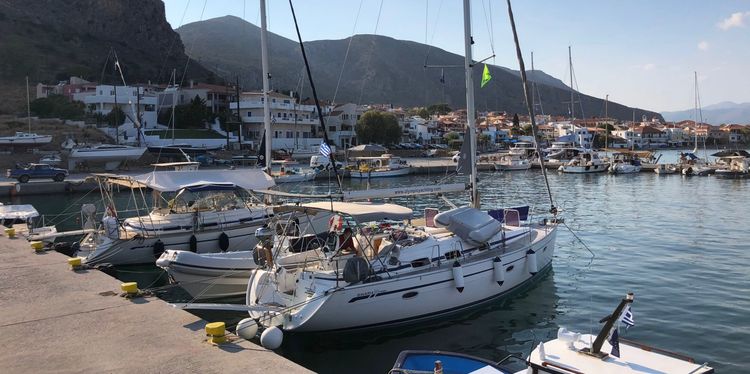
xmin=1 ymin=148 xmax=747 ymax=372
xmin=1 ymin=0 xmax=749 ymax=372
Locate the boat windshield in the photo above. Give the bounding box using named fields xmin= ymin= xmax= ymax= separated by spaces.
xmin=156 ymin=187 xmax=252 ymax=214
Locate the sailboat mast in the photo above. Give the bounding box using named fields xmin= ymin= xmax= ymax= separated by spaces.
xmin=604 ymin=94 xmax=608 ymax=150
xmin=171 ymin=69 xmax=176 ymax=144
xmin=260 ymin=0 xmax=272 ymax=169
xmin=25 ymin=76 xmax=31 ymax=133
xmin=693 ymin=71 xmax=698 ymax=154
xmin=569 ymin=46 xmax=574 ymax=119
xmin=462 ymin=0 xmax=479 ymax=209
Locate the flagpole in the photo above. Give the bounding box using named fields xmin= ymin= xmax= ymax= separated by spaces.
xmin=584 ymin=292 xmax=634 ymax=358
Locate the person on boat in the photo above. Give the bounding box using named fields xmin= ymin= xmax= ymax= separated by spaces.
xmin=339 ymin=227 xmax=358 ymax=255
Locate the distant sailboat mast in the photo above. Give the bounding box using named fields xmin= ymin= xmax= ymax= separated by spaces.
xmin=462 ymin=0 xmax=479 ymax=208
xmin=25 ymin=76 xmax=31 ymax=133
xmin=569 ymin=46 xmax=574 ymax=120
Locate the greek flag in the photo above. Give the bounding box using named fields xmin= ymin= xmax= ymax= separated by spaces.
xmin=622 ymin=306 xmax=635 ymax=328
xmin=319 ymin=142 xmax=331 ymax=157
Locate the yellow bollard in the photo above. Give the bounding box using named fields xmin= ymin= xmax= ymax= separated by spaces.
xmin=67 ymin=257 xmax=83 ymax=270
xmin=31 ymin=241 xmax=44 ymax=252
xmin=4 ymin=228 xmax=15 ymax=238
xmin=205 ymin=322 xmax=227 ymax=344
xmin=120 ymin=282 xmax=139 ymax=296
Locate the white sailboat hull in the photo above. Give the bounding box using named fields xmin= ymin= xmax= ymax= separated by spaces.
xmin=494 ymin=162 xmax=531 ymax=171
xmin=69 ymin=147 xmax=147 ymax=161
xmin=608 ymin=164 xmax=641 ymax=174
xmin=78 ymin=210 xmax=271 ymax=266
xmin=273 ymin=171 xmax=317 ymax=183
xmin=0 ymin=134 xmax=53 ymax=145
xmin=350 ymin=167 xmax=411 ymax=178
xmin=157 ymin=250 xmax=256 ymax=299
xmin=250 ymin=226 xmax=557 ymax=332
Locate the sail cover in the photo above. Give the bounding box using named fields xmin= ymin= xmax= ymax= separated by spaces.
xmin=132 ymin=169 xmax=275 ymax=192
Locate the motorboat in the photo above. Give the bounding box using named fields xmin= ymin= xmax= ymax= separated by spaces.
xmin=608 ymin=152 xmax=641 ymax=174
xmin=39 ymin=153 xmax=62 ymax=166
xmin=714 ymin=156 xmax=749 ymax=179
xmin=68 ymin=144 xmax=147 ymax=171
xmin=391 ymin=293 xmax=713 ymax=374
xmin=270 ymin=160 xmax=318 ymax=183
xmin=679 ymin=152 xmax=713 ymax=176
xmin=494 ymin=153 xmax=531 ymax=171
xmin=558 ymin=149 xmax=608 ymax=173
xmin=0 ymin=204 xmax=59 ymax=244
xmin=349 ymin=154 xmax=411 ymax=178
xmin=654 ymin=164 xmax=678 ymax=175
xmin=76 ymin=169 xmax=276 ymax=266
xmin=391 ymin=350 xmax=516 ymax=374
xmin=0 ymin=132 xmax=53 ymax=146
xmin=156 ymin=213 xmax=333 ymax=300
xmin=543 ymin=141 xmax=576 ymax=161
xmin=508 ymin=141 xmax=537 ymax=160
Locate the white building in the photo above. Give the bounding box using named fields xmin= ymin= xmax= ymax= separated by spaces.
xmin=325 ymin=103 xmax=361 ymax=148
xmin=83 ymin=85 xmax=158 ymax=130
xmin=552 ymin=122 xmax=594 ymax=148
xmin=237 ymin=92 xmax=323 ymax=151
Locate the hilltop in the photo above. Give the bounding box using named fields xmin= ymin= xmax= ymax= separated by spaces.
xmin=177 ymin=15 xmax=662 ymax=121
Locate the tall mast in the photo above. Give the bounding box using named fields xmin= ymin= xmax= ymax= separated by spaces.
xmin=25 ymin=76 xmax=31 ymax=133
xmin=171 ymin=69 xmax=176 ymax=144
xmin=604 ymin=94 xmax=608 ymax=150
xmin=693 ymin=71 xmax=698 ymax=154
xmin=569 ymin=46 xmax=574 ymax=119
xmin=462 ymin=0 xmax=479 ymax=209
xmin=260 ymin=0 xmax=272 ymax=169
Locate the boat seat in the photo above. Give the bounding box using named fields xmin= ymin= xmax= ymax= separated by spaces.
xmin=434 ymin=207 xmax=502 ymax=244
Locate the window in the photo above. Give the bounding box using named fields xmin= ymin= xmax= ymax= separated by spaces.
xmin=277 ymin=113 xmax=282 ymax=118
xmin=284 ymin=100 xmax=290 ymax=104
xmin=303 ymin=132 xmax=310 ymax=138
xmin=286 ymin=131 xmax=293 ymax=138
xmin=247 ymin=111 xmax=252 ymax=117
xmin=329 ymin=126 xmax=336 ymax=132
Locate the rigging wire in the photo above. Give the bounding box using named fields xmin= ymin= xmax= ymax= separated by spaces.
xmin=331 ymin=0 xmax=364 ymax=104
xmin=178 ymin=0 xmax=208 ymax=88
xmin=505 ymin=0 xmax=556 ymax=215
xmin=356 ymin=0 xmax=385 ymax=105
xmin=157 ymin=0 xmax=192 ymax=84
xmin=288 ymin=0 xmax=343 ymax=192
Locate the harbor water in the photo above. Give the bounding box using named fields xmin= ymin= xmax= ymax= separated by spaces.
xmin=6 ymin=150 xmax=747 ymax=373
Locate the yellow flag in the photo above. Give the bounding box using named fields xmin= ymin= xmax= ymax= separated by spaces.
xmin=481 ymin=64 xmax=492 ymax=88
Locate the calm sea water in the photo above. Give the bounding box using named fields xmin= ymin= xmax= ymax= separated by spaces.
xmin=6 ymin=150 xmax=747 ymax=372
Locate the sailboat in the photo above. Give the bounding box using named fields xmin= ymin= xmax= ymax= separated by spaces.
xmin=0 ymin=77 xmax=53 ymax=147
xmin=174 ymin=0 xmax=559 ymax=339
xmin=681 ymin=72 xmax=713 ymax=176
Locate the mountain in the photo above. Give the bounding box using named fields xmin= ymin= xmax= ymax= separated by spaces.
xmin=178 ymin=16 xmax=661 ymax=121
xmin=0 ymin=0 xmax=215 ymax=114
xmin=661 ymin=102 xmax=750 ymax=124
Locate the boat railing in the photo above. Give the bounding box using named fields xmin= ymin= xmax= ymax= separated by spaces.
xmin=540 ymin=360 xmax=585 ymax=374
xmin=430 ymin=244 xmax=442 ymax=267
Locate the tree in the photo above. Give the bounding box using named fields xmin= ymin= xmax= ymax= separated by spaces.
xmin=158 ymin=95 xmax=212 ymax=129
xmin=522 ymin=124 xmax=533 ymax=136
xmin=427 ymin=103 xmax=452 ymax=116
xmin=29 ymin=94 xmax=85 ymax=120
xmin=355 ymin=111 xmax=401 ymax=145
xmin=417 ymin=108 xmax=430 ymax=119
xmin=105 ymin=106 xmax=126 ymax=127
xmin=478 ymin=134 xmax=491 ymax=148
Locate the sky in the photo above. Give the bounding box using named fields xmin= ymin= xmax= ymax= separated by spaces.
xmin=162 ymin=0 xmax=750 ymax=114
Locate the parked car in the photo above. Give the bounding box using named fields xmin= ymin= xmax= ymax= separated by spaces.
xmin=7 ymin=163 xmax=69 ymax=183
xmin=422 ymin=149 xmax=439 ymax=157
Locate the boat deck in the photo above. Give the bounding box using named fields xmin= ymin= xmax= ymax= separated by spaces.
xmin=0 ymin=227 xmax=310 ymax=373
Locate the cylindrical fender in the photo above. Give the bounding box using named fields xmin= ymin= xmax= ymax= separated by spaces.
xmin=452 ymin=261 xmax=465 ymax=293
xmin=493 ymin=256 xmax=504 ymax=286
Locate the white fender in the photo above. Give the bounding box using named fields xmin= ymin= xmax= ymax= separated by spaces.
xmin=526 ymin=249 xmax=538 ymax=275
xmin=493 ymin=256 xmax=504 ymax=286
xmin=452 ymin=261 xmax=464 ymax=293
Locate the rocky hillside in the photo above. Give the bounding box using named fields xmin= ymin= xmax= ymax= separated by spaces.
xmin=0 ymin=0 xmax=215 ymax=113
xmin=662 ymin=102 xmax=750 ymax=124
xmin=178 ymin=15 xmax=662 ymax=121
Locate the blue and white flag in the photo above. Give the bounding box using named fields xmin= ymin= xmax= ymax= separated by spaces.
xmin=609 ymin=328 xmax=621 ymax=358
xmin=319 ymin=142 xmax=331 ymax=157
xmin=621 ymin=306 xmax=635 ymax=329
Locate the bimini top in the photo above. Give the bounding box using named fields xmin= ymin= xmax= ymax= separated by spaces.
xmin=133 ymin=169 xmax=275 ymax=192
xmin=297 ymin=201 xmax=413 ymax=222
xmin=0 ymin=204 xmax=40 ymax=220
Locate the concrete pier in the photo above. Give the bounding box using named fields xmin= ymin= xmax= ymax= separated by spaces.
xmin=0 ymin=230 xmax=310 ymax=373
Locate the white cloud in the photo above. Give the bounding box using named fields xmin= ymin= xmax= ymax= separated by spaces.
xmin=698 ymin=41 xmax=709 ymax=51
xmin=717 ymin=11 xmax=750 ymax=30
